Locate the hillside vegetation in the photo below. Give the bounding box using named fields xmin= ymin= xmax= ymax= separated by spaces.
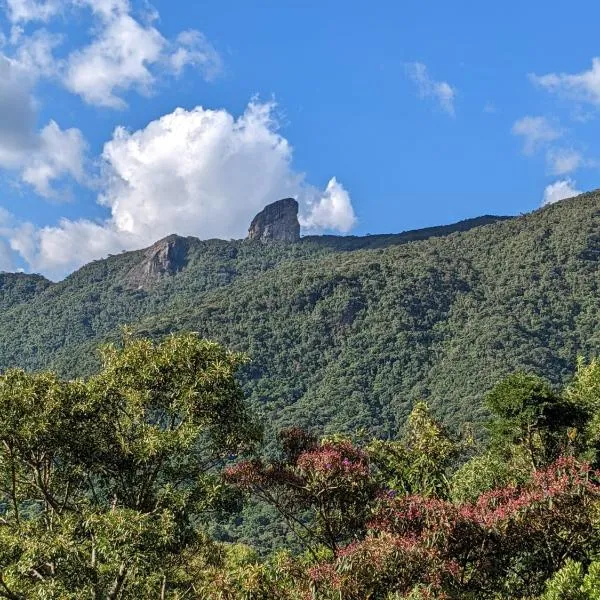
xmin=0 ymin=194 xmax=599 ymax=440
xmin=1 ymin=333 xmax=600 ymax=598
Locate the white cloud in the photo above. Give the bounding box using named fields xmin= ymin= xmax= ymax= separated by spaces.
xmin=545 ymin=148 xmax=583 ymax=176
xmin=31 ymin=219 xmax=127 ymax=271
xmin=97 ymin=101 xmax=302 ymax=241
xmin=301 ymin=177 xmax=356 ymax=232
xmin=169 ymin=30 xmax=222 ymax=80
xmin=74 ymin=0 xmax=129 ymax=20
xmin=511 ymin=116 xmax=562 ymax=155
xmin=0 ymin=55 xmax=85 ymax=196
xmin=0 ymin=209 xmax=17 ymax=271
xmin=64 ymin=12 xmax=165 ymax=108
xmin=4 ymin=0 xmax=61 ymax=23
xmin=2 ymin=0 xmax=222 ymax=109
xmin=0 ymin=55 xmax=39 ymax=167
xmin=63 ymin=2 xmax=222 ymax=108
xmin=9 ymin=101 xmax=356 ymax=279
xmin=0 ymin=0 xmax=223 ymax=195
xmin=0 ymin=208 xmax=14 ymax=270
xmin=405 ymin=62 xmax=456 ymax=116
xmin=0 ymin=239 xmax=15 ymax=271
xmin=531 ymin=58 xmax=600 ymax=107
xmin=542 ymin=178 xmax=581 ymax=206
xmin=12 ymin=29 xmax=63 ymax=77
xmin=8 ymin=221 xmax=36 ymax=264
xmin=21 ymin=120 xmax=87 ymax=197
xmin=5 ymin=0 xmax=125 ymax=24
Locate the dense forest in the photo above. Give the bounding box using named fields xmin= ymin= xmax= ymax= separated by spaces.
xmin=1 ymin=192 xmax=600 ymax=596
xmin=0 ymin=192 xmax=598 ymax=444
xmin=1 ymin=332 xmax=600 ymax=598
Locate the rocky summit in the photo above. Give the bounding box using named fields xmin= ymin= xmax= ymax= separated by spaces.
xmin=126 ymin=234 xmax=190 ymax=289
xmin=247 ymin=198 xmax=300 ymax=242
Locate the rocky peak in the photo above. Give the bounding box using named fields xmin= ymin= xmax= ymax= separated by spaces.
xmin=126 ymin=234 xmax=189 ymax=289
xmin=247 ymin=198 xmax=300 ymax=242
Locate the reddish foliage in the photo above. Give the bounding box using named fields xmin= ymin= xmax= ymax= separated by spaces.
xmin=224 ymin=436 xmax=380 ymax=555
xmin=296 ymin=441 xmax=371 ymax=481
xmin=309 ymin=457 xmax=600 ymax=598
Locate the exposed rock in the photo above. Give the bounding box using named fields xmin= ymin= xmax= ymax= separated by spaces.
xmin=126 ymin=235 xmax=189 ymax=289
xmin=247 ymin=198 xmax=300 ymax=242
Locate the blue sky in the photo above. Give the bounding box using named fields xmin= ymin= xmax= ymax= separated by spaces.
xmin=0 ymin=0 xmax=599 ymax=279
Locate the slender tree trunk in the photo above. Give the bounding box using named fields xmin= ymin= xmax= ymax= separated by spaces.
xmin=106 ymin=563 xmax=127 ymax=600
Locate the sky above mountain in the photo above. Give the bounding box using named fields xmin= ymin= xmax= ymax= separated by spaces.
xmin=0 ymin=0 xmax=599 ymax=279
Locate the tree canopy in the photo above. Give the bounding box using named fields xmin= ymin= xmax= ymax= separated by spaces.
xmin=0 ymin=333 xmax=259 ymax=599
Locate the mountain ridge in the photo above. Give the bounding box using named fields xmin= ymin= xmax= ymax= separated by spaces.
xmin=0 ymin=212 xmax=511 ymax=288
xmin=0 ymin=192 xmax=597 ymax=440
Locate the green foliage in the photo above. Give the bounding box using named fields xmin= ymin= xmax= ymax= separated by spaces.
xmin=567 ymin=357 xmax=600 ymax=466
xmin=0 ymin=333 xmax=259 ymax=598
xmin=450 ymin=448 xmax=531 ymax=504
xmin=541 ymin=559 xmax=586 ymax=600
xmin=0 ymin=272 xmax=51 ymax=311
xmin=541 ymin=560 xmax=600 ymax=600
xmin=225 ymin=431 xmax=379 ymax=556
xmin=2 ymin=331 xmax=600 ymax=598
xmin=368 ymin=402 xmax=458 ymax=498
xmin=1 ymin=191 xmax=600 ymax=566
xmin=0 ymin=193 xmax=599 ymax=449
xmin=485 ymin=372 xmax=584 ymax=467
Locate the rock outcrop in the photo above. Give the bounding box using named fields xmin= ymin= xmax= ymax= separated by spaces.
xmin=126 ymin=234 xmax=189 ymax=289
xmin=247 ymin=198 xmax=300 ymax=242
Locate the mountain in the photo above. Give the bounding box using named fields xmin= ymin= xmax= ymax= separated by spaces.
xmin=1 ymin=192 xmax=599 ymax=439
xmin=0 ymin=272 xmax=52 ymax=311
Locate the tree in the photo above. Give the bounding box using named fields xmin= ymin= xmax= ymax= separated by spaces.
xmin=485 ymin=372 xmax=584 ymax=469
xmin=0 ymin=333 xmax=259 ymax=599
xmin=367 ymin=401 xmax=458 ymax=498
xmin=224 ymin=429 xmax=380 ymax=557
xmin=309 ymin=457 xmax=600 ymax=599
xmin=566 ymin=357 xmax=600 ymax=467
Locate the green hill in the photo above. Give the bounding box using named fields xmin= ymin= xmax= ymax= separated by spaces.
xmin=1 ymin=193 xmax=599 ymax=438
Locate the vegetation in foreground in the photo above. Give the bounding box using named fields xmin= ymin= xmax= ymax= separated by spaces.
xmin=1 ymin=333 xmax=600 ymax=598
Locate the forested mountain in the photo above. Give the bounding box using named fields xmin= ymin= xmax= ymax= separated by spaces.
xmin=0 ymin=272 xmax=52 ymax=311
xmin=1 ymin=192 xmax=599 ymax=439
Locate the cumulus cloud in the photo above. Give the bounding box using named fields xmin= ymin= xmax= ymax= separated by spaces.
xmin=542 ymin=179 xmax=581 ymax=206
xmin=169 ymin=30 xmax=222 ymax=80
xmin=63 ymin=1 xmax=222 ymax=108
xmin=21 ymin=121 xmax=87 ymax=197
xmin=64 ymin=12 xmax=165 ymax=108
xmin=405 ymin=62 xmax=456 ymax=116
xmin=0 ymin=209 xmax=17 ymax=271
xmin=301 ymin=177 xmax=356 ymax=232
xmin=75 ymin=0 xmax=129 ymax=20
xmin=11 ymin=29 xmax=62 ymax=75
xmin=9 ymin=101 xmax=356 ymax=279
xmin=511 ymin=116 xmax=562 ymax=155
xmin=0 ymin=55 xmax=39 ymax=167
xmin=2 ymin=0 xmax=222 ymax=109
xmin=0 ymin=239 xmax=15 ymax=271
xmin=0 ymin=0 xmax=220 ymax=193
xmin=531 ymin=58 xmax=600 ymax=107
xmin=0 ymin=0 xmax=224 ymax=199
xmin=0 ymin=55 xmax=85 ymax=196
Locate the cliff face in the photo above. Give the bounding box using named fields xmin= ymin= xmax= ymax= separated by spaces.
xmin=126 ymin=234 xmax=189 ymax=289
xmin=123 ymin=198 xmax=301 ymax=289
xmin=247 ymin=198 xmax=300 ymax=242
